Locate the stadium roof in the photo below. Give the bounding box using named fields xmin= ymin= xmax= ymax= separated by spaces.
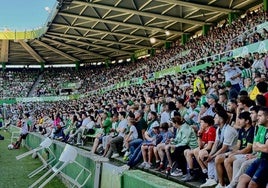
xmin=0 ymin=0 xmax=263 ymax=66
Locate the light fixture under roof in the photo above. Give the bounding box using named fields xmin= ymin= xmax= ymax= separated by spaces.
xmin=150 ymin=37 xmax=156 ymax=44
xmin=165 ymin=30 xmax=170 ymax=36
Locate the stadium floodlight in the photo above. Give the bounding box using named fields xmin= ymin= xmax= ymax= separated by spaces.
xmin=165 ymin=31 xmax=170 ymax=36
xmin=150 ymin=37 xmax=156 ymax=44
xmin=45 ymin=7 xmax=51 ymax=13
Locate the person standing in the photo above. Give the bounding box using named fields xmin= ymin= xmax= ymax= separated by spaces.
xmin=14 ymin=113 xmax=30 ymax=149
xmin=193 ymin=70 xmax=206 ymax=95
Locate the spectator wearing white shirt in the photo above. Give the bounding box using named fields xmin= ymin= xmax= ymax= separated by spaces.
xmin=252 ymin=52 xmax=266 ymax=75
xmin=224 ymin=61 xmax=242 ymax=92
xmin=13 ymin=112 xmax=30 ymax=149
xmin=160 ymin=103 xmax=170 ymax=124
xmin=70 ymin=111 xmax=90 ymax=145
xmin=106 ymin=111 xmax=128 ymax=158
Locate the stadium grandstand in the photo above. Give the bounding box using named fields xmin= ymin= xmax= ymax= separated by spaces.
xmin=1 ymin=0 xmax=268 ymax=188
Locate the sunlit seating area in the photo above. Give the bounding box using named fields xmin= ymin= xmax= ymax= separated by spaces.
xmin=1 ymin=2 xmax=268 ymax=188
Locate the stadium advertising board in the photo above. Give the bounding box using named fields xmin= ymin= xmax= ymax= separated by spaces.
xmin=134 ymin=49 xmax=149 ymax=58
xmin=233 ymin=40 xmax=268 ymax=57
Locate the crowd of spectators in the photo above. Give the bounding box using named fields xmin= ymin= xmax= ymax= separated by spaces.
xmin=0 ymin=8 xmax=265 ymax=99
xmin=16 ymin=7 xmax=268 ymax=98
xmin=3 ymin=49 xmax=268 ymax=187
xmin=1 ymin=7 xmax=268 ymax=188
xmin=0 ymin=69 xmax=39 ymax=98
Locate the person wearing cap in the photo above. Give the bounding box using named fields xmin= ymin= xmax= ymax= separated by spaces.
xmin=225 ymin=80 xmax=239 ymax=100
xmin=224 ymin=61 xmax=242 ymax=93
xmin=193 ymin=69 xmax=206 ymax=95
xmin=139 ymin=122 xmax=162 ymax=169
xmin=154 ymin=122 xmax=174 ymax=172
xmin=200 ymin=108 xmax=238 ymax=188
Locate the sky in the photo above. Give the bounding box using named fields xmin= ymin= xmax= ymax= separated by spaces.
xmin=0 ymin=0 xmax=56 ymax=31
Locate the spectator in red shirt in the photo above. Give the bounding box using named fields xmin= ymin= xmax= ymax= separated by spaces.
xmin=182 ymin=115 xmax=216 ymax=181
xmin=256 ymin=82 xmax=268 ymax=107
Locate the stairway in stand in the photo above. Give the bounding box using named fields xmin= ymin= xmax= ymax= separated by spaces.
xmin=27 ymin=72 xmax=43 ymax=97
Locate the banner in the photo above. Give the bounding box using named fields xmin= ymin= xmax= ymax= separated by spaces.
xmin=16 ymin=96 xmax=69 ymax=103
xmin=0 ymin=98 xmax=16 ymax=105
xmin=232 ymin=39 xmax=268 ymax=57
xmin=61 ymin=82 xmax=80 ymax=89
xmin=154 ymin=66 xmax=181 ymax=78
xmin=134 ymin=49 xmax=149 ymax=58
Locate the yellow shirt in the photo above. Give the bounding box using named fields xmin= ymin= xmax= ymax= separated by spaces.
xmin=249 ymin=86 xmax=260 ymax=101
xmin=193 ymin=77 xmax=206 ymax=95
xmin=38 ymin=118 xmax=44 ymax=125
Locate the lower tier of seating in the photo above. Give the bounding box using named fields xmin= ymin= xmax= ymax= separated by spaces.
xmin=20 ymin=129 xmax=200 ymax=188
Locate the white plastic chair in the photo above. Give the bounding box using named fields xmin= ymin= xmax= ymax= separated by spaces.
xmin=10 ymin=131 xmax=20 ymax=144
xmin=29 ymin=144 xmax=91 ymax=188
xmin=9 ymin=125 xmax=21 ymax=144
xmin=16 ymin=137 xmax=56 ymax=178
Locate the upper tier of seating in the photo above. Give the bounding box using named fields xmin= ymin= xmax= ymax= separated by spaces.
xmin=1 ymin=8 xmax=267 ymax=99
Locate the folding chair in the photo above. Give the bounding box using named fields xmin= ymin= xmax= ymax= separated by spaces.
xmin=10 ymin=131 xmax=21 ymax=144
xmin=16 ymin=137 xmax=56 ymax=178
xmin=29 ymin=144 xmax=91 ymax=188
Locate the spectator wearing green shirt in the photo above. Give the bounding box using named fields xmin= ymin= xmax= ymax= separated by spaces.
xmin=238 ymin=107 xmax=268 ymax=188
xmin=101 ymin=112 xmax=112 ymax=135
xmin=91 ymin=112 xmax=112 ymax=154
xmin=225 ymin=106 xmax=260 ymax=188
xmin=161 ymin=116 xmax=198 ymax=176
